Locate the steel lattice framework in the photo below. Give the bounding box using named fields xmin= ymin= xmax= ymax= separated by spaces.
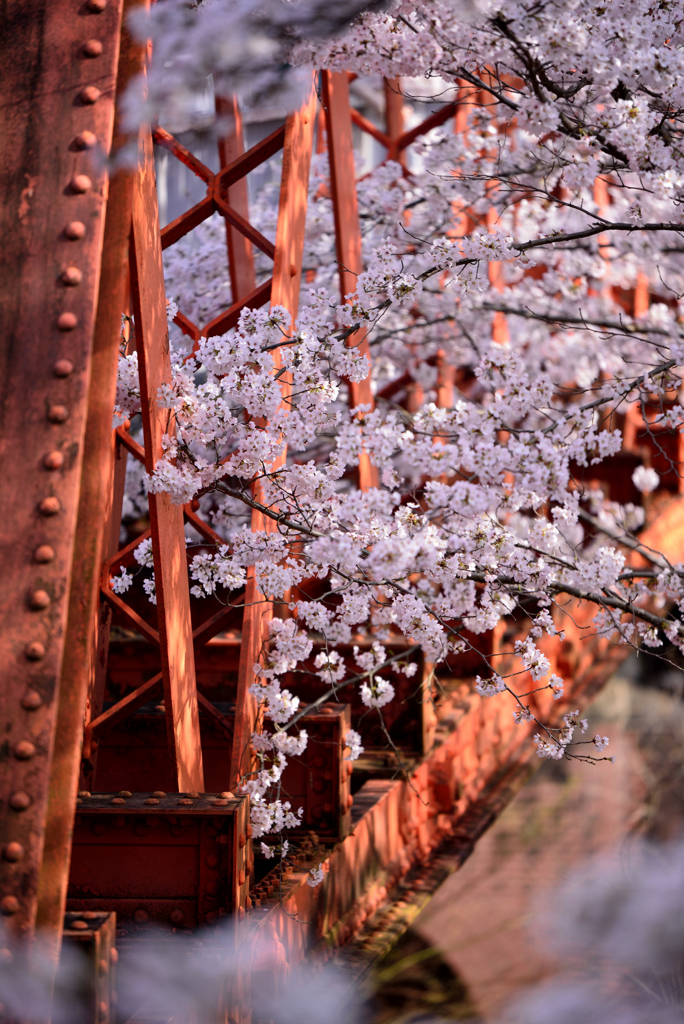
xmin=2 ymin=4 xmax=684 ymax=1021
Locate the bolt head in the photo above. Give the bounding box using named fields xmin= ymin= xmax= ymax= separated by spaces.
xmin=48 ymin=405 xmax=69 ymax=423
xmin=25 ymin=641 xmax=45 ymax=660
xmin=69 ymin=175 xmax=91 ymax=195
xmin=133 ymin=909 xmax=149 ymax=924
xmin=21 ymin=690 xmax=42 ymax=711
xmin=53 ymin=359 xmax=74 ymax=377
xmin=13 ymin=741 xmax=36 ymax=761
xmin=57 ymin=312 xmax=78 ymax=331
xmin=38 ymin=497 xmax=60 ymax=516
xmin=9 ymin=793 xmax=31 ymax=811
xmin=72 ymin=131 xmax=96 ymax=151
xmin=64 ymin=221 xmax=85 ymax=240
xmin=34 ymin=545 xmax=55 ymax=563
xmin=43 ymin=451 xmax=64 ymax=470
xmin=78 ymin=85 xmax=101 ymax=105
xmin=3 ymin=843 xmax=23 ymax=863
xmin=0 ymin=897 xmax=19 ymax=916
xmin=29 ymin=590 xmax=50 ymax=611
xmin=82 ymin=39 xmax=103 ymax=57
xmin=169 ymin=909 xmax=184 ymax=924
xmin=61 ymin=267 xmax=83 ymax=286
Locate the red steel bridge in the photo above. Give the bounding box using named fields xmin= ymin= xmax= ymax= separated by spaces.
xmin=2 ymin=2 xmax=684 ymax=1021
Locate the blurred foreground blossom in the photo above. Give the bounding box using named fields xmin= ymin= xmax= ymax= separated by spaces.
xmin=501 ymin=839 xmax=684 ymax=1024
xmin=0 ymin=918 xmax=363 ymax=1024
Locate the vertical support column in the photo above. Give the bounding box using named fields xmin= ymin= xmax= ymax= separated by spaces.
xmin=216 ymin=95 xmax=257 ymax=303
xmin=130 ymin=126 xmax=205 ymax=794
xmin=321 ymin=70 xmax=378 ymax=490
xmin=384 ymin=78 xmax=406 ymax=168
xmin=230 ymin=83 xmax=317 ymax=790
xmin=0 ymin=0 xmax=123 ymax=938
xmin=34 ymin=0 xmax=141 ymax=949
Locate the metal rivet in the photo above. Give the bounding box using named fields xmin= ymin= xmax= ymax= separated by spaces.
xmin=133 ymin=909 xmax=149 ymax=923
xmin=78 ymin=791 xmax=91 ymax=798
xmin=13 ymin=741 xmax=36 ymax=761
xmin=21 ymin=690 xmax=42 ymax=711
xmin=151 ymin=791 xmax=166 ymax=798
xmin=87 ymin=0 xmax=107 ymax=10
xmin=238 ymin=869 xmax=245 ymax=885
xmin=9 ymin=793 xmax=31 ymax=811
xmin=211 ymin=799 xmax=227 ymax=807
xmin=25 ymin=641 xmax=45 ymax=660
xmin=72 ymin=131 xmax=97 ymax=151
xmin=110 ymin=797 xmax=126 ymax=805
xmin=220 ymin=791 xmax=235 ymax=799
xmin=57 ymin=312 xmax=78 ymax=331
xmin=34 ymin=545 xmax=55 ymax=563
xmin=29 ymin=590 xmax=51 ymax=611
xmin=144 ymin=798 xmax=159 ymax=805
xmin=110 ymin=948 xmax=118 ymax=964
xmin=43 ymin=451 xmax=64 ymax=471
xmin=53 ymin=359 xmax=74 ymax=377
xmin=78 ymin=85 xmax=101 ymax=105
xmin=39 ymin=497 xmax=60 ymax=516
xmin=82 ymin=39 xmax=103 ymax=57
xmin=48 ymin=405 xmax=69 ymax=423
xmin=64 ymin=221 xmax=85 ymax=240
xmin=206 ymin=853 xmax=219 ymax=868
xmin=117 ymin=790 xmax=132 ymax=798
xmin=61 ymin=267 xmax=83 ymax=286
xmin=238 ymin=833 xmax=246 ymax=848
xmin=169 ymin=909 xmax=184 ymax=924
xmin=69 ymin=175 xmax=91 ymax=195
xmin=3 ymin=844 xmax=24 ymax=863
xmin=71 ymin=920 xmax=89 ymax=930
xmin=0 ymin=897 xmax=19 ymax=916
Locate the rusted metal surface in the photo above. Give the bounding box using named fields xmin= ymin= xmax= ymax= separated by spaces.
xmin=215 ymin=96 xmax=257 ymax=304
xmin=36 ymin=0 xmax=142 ymax=948
xmin=230 ymin=82 xmax=318 ymax=791
xmin=153 ymin=121 xmax=290 ymax=342
xmin=0 ymin=0 xmax=123 ymax=938
xmin=67 ymin=793 xmax=249 ymax=929
xmin=59 ymin=911 xmax=117 ymax=1024
xmin=321 ymin=70 xmax=377 ymax=490
xmin=130 ymin=126 xmax=205 ymax=794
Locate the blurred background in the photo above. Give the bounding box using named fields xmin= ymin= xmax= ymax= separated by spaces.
xmin=369 ymin=654 xmax=684 ymax=1024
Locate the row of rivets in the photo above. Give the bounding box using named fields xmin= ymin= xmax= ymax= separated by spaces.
xmin=3 ymin=1 xmax=109 ymax=917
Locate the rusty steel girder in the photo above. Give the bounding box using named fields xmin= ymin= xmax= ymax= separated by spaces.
xmin=0 ymin=0 xmax=124 ymax=939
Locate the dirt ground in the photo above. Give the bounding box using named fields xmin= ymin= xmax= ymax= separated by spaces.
xmin=370 ymin=658 xmax=684 ymax=1023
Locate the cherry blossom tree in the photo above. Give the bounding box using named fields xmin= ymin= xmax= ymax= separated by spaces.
xmin=115 ymin=0 xmax=684 ymax=855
